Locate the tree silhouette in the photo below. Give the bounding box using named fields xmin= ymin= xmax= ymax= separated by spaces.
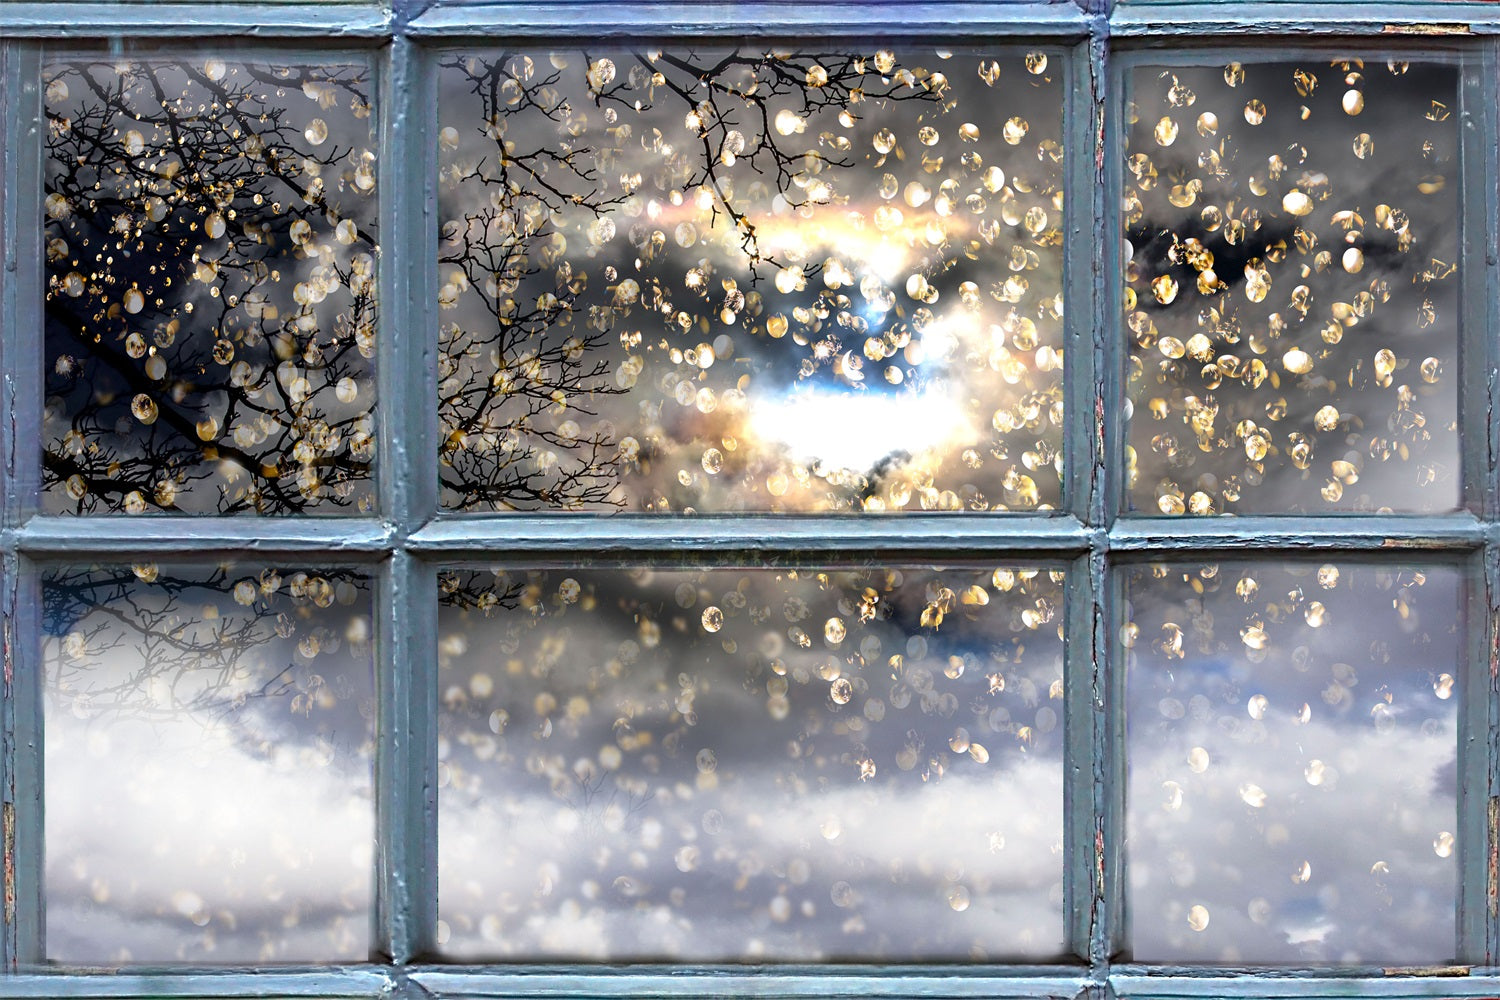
xmin=42 ymin=562 xmax=377 ymax=964
xmin=44 ymin=563 xmax=373 ymax=727
xmin=44 ymin=58 xmax=379 ymax=515
xmin=436 ymin=47 xmax=1066 ymax=513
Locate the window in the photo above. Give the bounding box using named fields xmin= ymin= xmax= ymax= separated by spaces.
xmin=2 ymin=1 xmax=1498 ymax=999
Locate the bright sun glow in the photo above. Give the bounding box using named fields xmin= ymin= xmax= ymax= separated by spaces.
xmin=750 ymin=388 xmax=973 ymax=472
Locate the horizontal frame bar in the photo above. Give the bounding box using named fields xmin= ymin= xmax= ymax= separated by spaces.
xmin=1111 ymin=4 xmax=1500 ymax=36
xmin=0 ymin=970 xmax=391 ymax=996
xmin=15 ymin=513 xmax=1480 ymax=559
xmin=0 ymin=3 xmax=391 ymax=37
xmin=1111 ymin=973 xmax=1500 ymax=996
xmin=1109 ymin=515 xmax=1487 ymax=552
xmin=11 ymin=517 xmax=396 ymax=558
xmin=410 ymin=969 xmax=1091 ymax=998
xmin=409 ymin=515 xmax=1094 ymax=557
xmin=407 ymin=2 xmax=1093 ymax=37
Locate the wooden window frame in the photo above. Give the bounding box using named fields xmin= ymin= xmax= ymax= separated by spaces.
xmin=1 ymin=1 xmax=1497 ymax=998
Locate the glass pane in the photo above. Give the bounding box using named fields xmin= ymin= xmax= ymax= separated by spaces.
xmin=1123 ymin=60 xmax=1460 ymax=515
xmin=43 ymin=57 xmax=379 ymax=515
xmin=436 ymin=565 xmax=1066 ymax=960
xmin=437 ymin=47 xmax=1065 ymax=513
xmin=1125 ymin=559 xmax=1462 ymax=963
xmin=43 ymin=563 xmax=375 ymax=963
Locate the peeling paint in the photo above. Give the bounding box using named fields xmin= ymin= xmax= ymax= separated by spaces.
xmin=1381 ymin=965 xmax=1472 ymax=977
xmin=4 ymin=801 xmax=12 ymax=970
xmin=1383 ymin=22 xmax=1473 ymax=35
xmin=1490 ymin=797 xmax=1499 ymax=920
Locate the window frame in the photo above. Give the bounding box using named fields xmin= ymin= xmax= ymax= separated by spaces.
xmin=0 ymin=1 xmax=1497 ymax=998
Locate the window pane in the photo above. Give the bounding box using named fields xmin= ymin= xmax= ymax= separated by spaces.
xmin=437 ymin=47 xmax=1065 ymax=513
xmin=1123 ymin=60 xmax=1460 ymax=515
xmin=1124 ymin=559 xmax=1462 ymax=963
xmin=43 ymin=563 xmax=376 ymax=963
xmin=436 ymin=566 xmax=1066 ymax=960
xmin=44 ymin=57 xmax=379 ymax=515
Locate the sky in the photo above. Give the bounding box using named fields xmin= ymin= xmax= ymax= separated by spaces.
xmin=1124 ymin=59 xmax=1461 ymax=515
xmin=437 ymin=46 xmax=1068 ymax=513
xmin=43 ymin=564 xmax=377 ymax=964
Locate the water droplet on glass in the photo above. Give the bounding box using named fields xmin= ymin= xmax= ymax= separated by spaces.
xmin=130 ymin=393 xmax=157 ymax=425
xmin=1434 ymin=831 xmax=1455 ymax=858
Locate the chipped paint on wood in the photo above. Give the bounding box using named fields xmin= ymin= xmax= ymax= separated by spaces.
xmin=1383 ymin=22 xmax=1474 ymax=35
xmin=3 ymin=802 xmax=12 ymax=970
xmin=1490 ymin=797 xmax=1499 ymax=918
xmin=1380 ymin=965 xmax=1472 ymax=977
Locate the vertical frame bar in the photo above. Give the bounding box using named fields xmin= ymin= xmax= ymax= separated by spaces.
xmin=1486 ymin=538 xmax=1500 ymax=966
xmin=1094 ymin=16 xmax=1126 ymax=972
xmin=0 ymin=549 xmax=15 ymax=971
xmin=1459 ymin=42 xmax=1498 ymax=526
xmin=1064 ymin=13 xmax=1123 ymax=975
xmin=1462 ymin=545 xmax=1494 ymax=964
xmin=1066 ymin=546 xmax=1116 ymax=968
xmin=2 ymin=39 xmax=44 ymax=971
xmin=380 ymin=28 xmax=439 ymax=524
xmin=1457 ymin=40 xmax=1498 ymax=965
xmin=376 ymin=26 xmax=439 ymax=965
xmin=5 ymin=42 xmax=43 ymax=526
xmin=1065 ymin=35 xmax=1104 ymax=527
xmin=1062 ymin=31 xmax=1095 ymax=962
xmin=375 ymin=551 xmax=438 ymax=964
xmin=8 ymin=557 xmax=43 ymax=968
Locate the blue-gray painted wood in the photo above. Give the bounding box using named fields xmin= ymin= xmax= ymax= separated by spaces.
xmin=1461 ymin=546 xmax=1493 ymax=963
xmin=408 ymin=515 xmax=1095 ymax=558
xmin=0 ymin=4 xmax=391 ymax=38
xmin=10 ymin=559 xmax=44 ymax=967
xmin=12 ymin=518 xmax=396 ymax=558
xmin=1455 ymin=44 xmax=1496 ymax=965
xmin=1112 ymin=5 xmax=1500 ymax=37
xmin=1111 ymin=972 xmax=1500 ymax=996
xmin=1062 ymin=30 xmax=1106 ymax=967
xmin=2 ymin=1 xmax=1500 ymax=994
xmin=0 ymin=969 xmax=392 ymax=995
xmin=6 ymin=43 xmax=42 ymax=528
xmin=375 ymin=28 xmax=441 ymax=967
xmin=1486 ymin=539 xmax=1500 ymax=965
xmin=1458 ymin=46 xmax=1497 ymax=524
xmin=1109 ymin=515 xmax=1486 ymax=552
xmin=408 ymin=3 xmax=1090 ymax=38
xmin=3 ymin=42 xmax=44 ymax=971
xmin=409 ymin=968 xmax=1091 ymax=998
